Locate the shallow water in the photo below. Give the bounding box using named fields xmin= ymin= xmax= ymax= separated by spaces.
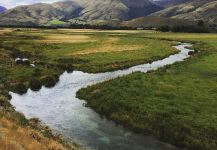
xmin=10 ymin=44 xmax=193 ymax=150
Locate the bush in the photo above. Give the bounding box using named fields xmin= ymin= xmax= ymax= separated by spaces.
xmin=188 ymin=51 xmax=194 ymax=56
xmin=0 ymin=96 xmax=11 ymax=108
xmin=12 ymin=83 xmax=28 ymax=94
xmin=58 ymin=64 xmax=74 ymax=73
xmin=65 ymin=64 xmax=74 ymax=73
xmin=41 ymin=76 xmax=57 ymax=88
xmin=29 ymin=79 xmax=42 ymax=91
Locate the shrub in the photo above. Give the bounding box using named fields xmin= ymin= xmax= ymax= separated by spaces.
xmin=12 ymin=83 xmax=28 ymax=94
xmin=65 ymin=64 xmax=74 ymax=73
xmin=29 ymin=79 xmax=42 ymax=91
xmin=188 ymin=51 xmax=194 ymax=56
xmin=41 ymin=76 xmax=57 ymax=88
xmin=58 ymin=64 xmax=74 ymax=73
xmin=0 ymin=96 xmax=11 ymax=108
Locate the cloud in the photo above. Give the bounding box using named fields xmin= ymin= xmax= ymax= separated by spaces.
xmin=0 ymin=0 xmax=63 ymax=8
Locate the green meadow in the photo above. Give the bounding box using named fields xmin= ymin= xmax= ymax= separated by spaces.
xmin=77 ymin=32 xmax=217 ymax=150
xmin=0 ymin=28 xmax=217 ymax=150
xmin=0 ymin=28 xmax=177 ymax=93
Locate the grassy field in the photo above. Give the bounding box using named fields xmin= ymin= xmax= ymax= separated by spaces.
xmin=0 ymin=28 xmax=178 ymax=149
xmin=77 ymin=33 xmax=217 ymax=150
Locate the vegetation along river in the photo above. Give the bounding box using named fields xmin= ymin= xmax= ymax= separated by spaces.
xmin=10 ymin=43 xmax=193 ymax=150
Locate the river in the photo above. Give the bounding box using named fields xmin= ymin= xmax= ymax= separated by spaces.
xmin=10 ymin=43 xmax=193 ymax=150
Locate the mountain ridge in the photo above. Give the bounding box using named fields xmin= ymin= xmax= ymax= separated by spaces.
xmin=0 ymin=0 xmax=216 ymax=27
xmin=0 ymin=0 xmax=162 ymax=25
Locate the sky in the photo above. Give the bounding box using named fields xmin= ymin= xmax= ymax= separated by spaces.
xmin=0 ymin=0 xmax=63 ymax=8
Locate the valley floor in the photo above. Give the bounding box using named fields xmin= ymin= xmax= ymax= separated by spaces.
xmin=0 ymin=28 xmax=176 ymax=149
xmin=0 ymin=28 xmax=217 ymax=149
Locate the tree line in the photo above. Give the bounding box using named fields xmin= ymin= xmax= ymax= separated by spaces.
xmin=157 ymin=20 xmax=216 ymax=33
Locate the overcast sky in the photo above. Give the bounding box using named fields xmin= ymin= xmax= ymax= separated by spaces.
xmin=0 ymin=0 xmax=63 ymax=8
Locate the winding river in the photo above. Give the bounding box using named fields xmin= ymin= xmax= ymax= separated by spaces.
xmin=10 ymin=43 xmax=193 ymax=150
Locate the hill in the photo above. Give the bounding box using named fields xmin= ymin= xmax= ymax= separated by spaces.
xmin=0 ymin=0 xmax=162 ymax=26
xmin=121 ymin=16 xmax=195 ymax=28
xmin=151 ymin=0 xmax=217 ymax=24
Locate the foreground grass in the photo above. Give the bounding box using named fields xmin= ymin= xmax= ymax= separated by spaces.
xmin=77 ymin=33 xmax=217 ymax=150
xmin=0 ymin=96 xmax=76 ymax=150
xmin=0 ymin=28 xmax=176 ymax=149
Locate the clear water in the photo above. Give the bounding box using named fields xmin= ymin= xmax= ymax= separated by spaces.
xmin=10 ymin=44 xmax=193 ymax=150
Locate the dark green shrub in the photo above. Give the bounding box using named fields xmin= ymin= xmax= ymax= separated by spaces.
xmin=41 ymin=76 xmax=57 ymax=88
xmin=65 ymin=64 xmax=74 ymax=73
xmin=29 ymin=79 xmax=42 ymax=91
xmin=0 ymin=96 xmax=11 ymax=108
xmin=188 ymin=51 xmax=194 ymax=56
xmin=12 ymin=83 xmax=28 ymax=94
xmin=58 ymin=64 xmax=74 ymax=73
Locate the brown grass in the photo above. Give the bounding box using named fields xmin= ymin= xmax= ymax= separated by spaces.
xmin=0 ymin=118 xmax=76 ymax=150
xmin=0 ymin=28 xmax=14 ymax=34
xmin=57 ymin=29 xmax=151 ymax=33
xmin=39 ymin=34 xmax=96 ymax=43
xmin=70 ymin=37 xmax=144 ymax=55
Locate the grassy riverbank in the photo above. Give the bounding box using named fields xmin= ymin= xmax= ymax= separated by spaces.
xmin=77 ymin=33 xmax=217 ymax=150
xmin=0 ymin=28 xmax=177 ymax=149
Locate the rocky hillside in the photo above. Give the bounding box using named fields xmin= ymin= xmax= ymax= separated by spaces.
xmin=0 ymin=0 xmax=162 ymax=25
xmin=151 ymin=0 xmax=217 ymax=24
